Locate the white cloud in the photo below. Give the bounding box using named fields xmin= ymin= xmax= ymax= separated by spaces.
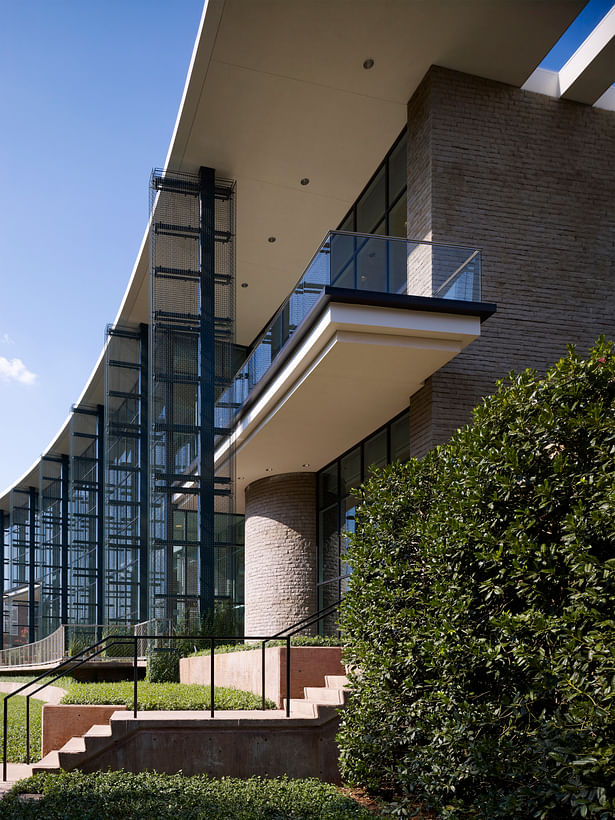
xmin=0 ymin=356 xmax=37 ymax=386
xmin=1 ymin=333 xmax=14 ymax=345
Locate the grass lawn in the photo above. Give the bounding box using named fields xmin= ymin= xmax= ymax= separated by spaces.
xmin=0 ymin=695 xmax=42 ymax=763
xmin=0 ymin=771 xmax=376 ymax=819
xmin=60 ymin=679 xmax=275 ymax=710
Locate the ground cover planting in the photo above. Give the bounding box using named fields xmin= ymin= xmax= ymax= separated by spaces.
xmin=60 ymin=679 xmax=274 ymax=710
xmin=190 ymin=635 xmax=343 ymax=657
xmin=0 ymin=771 xmax=375 ymax=819
xmin=0 ymin=695 xmax=42 ymax=763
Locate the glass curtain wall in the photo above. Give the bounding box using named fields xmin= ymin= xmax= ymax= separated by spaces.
xmin=317 ymin=410 xmax=410 ymax=634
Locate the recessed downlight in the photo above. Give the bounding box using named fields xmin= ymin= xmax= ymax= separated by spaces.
xmin=363 ymin=58 xmax=375 ymax=70
xmin=268 ymin=236 xmax=277 ymax=243
xmin=300 ymin=178 xmax=310 ymax=186
xmin=241 ymin=282 xmax=249 ymax=288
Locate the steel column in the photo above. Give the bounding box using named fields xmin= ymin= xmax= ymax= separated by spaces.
xmin=139 ymin=322 xmax=149 ymax=622
xmin=199 ymin=166 xmax=216 ymax=619
xmin=96 ymin=404 xmax=105 ymax=627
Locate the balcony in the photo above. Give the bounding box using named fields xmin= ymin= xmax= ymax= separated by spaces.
xmin=215 ymin=231 xmax=495 ymax=498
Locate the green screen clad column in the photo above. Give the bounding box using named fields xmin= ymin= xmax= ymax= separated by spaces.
xmin=149 ymin=168 xmax=237 ymax=629
xmin=104 ymin=324 xmax=147 ymax=626
xmin=69 ymin=407 xmax=103 ymax=626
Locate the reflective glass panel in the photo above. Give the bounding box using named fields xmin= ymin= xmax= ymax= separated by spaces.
xmin=388 ymin=193 xmax=407 ymax=238
xmin=388 ymin=136 xmax=407 ymax=203
xmin=356 ymin=166 xmax=385 ymax=234
xmin=364 ymin=429 xmax=387 ymax=473
xmin=341 ymin=448 xmax=361 ymax=496
xmin=391 ymin=412 xmax=410 ymax=462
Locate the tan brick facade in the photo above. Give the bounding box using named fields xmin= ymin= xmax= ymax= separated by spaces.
xmin=244 ymin=473 xmax=317 ymax=636
xmin=407 ymin=66 xmax=615 ymax=456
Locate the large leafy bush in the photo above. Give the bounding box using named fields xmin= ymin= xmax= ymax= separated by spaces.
xmin=339 ymin=339 xmax=615 ymax=819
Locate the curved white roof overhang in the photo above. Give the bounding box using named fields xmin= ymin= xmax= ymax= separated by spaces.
xmin=0 ymin=0 xmax=584 ymax=508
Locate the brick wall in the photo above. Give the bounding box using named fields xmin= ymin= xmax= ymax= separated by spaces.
xmin=244 ymin=473 xmax=317 ymax=636
xmin=407 ymin=66 xmax=615 ymax=456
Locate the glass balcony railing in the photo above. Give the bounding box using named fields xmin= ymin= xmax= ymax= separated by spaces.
xmin=215 ymin=231 xmax=481 ymax=433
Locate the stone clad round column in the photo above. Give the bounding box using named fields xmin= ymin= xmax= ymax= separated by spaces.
xmin=244 ymin=473 xmax=317 ymax=637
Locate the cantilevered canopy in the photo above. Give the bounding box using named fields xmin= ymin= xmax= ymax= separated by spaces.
xmin=0 ymin=0 xmax=584 ymax=506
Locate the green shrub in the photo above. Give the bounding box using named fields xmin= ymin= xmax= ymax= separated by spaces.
xmin=0 ymin=771 xmax=373 ymax=819
xmin=191 ymin=635 xmax=343 ymax=657
xmin=102 ymin=626 xmax=133 ymax=659
xmin=339 ymin=339 xmax=615 ymax=819
xmin=146 ymin=645 xmax=180 ymax=683
xmin=59 ymin=679 xmax=274 ymax=710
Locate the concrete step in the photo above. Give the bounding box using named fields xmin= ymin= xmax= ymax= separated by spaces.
xmin=303 ymin=686 xmax=346 ymax=704
xmin=59 ymin=737 xmax=86 ymax=754
xmin=84 ymin=724 xmax=113 ymax=738
xmin=284 ymin=698 xmax=319 ymax=717
xmin=324 ymin=675 xmax=349 ymax=689
xmin=31 ymin=751 xmax=61 ymax=774
xmin=82 ymin=724 xmax=115 ymax=756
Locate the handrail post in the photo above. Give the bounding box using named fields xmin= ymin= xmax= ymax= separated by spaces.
xmin=133 ymin=637 xmax=138 ymax=719
xmin=286 ymin=636 xmax=291 ymax=718
xmin=26 ymin=695 xmax=30 ymax=764
xmin=3 ymin=697 xmax=7 ymax=781
xmin=261 ymin=640 xmax=266 ymax=711
xmin=210 ymin=638 xmax=215 ymax=718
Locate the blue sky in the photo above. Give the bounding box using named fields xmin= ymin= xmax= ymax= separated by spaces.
xmin=0 ymin=0 xmax=612 ymax=493
xmin=539 ymin=0 xmax=613 ymax=69
xmin=0 ymin=1 xmax=202 ymax=492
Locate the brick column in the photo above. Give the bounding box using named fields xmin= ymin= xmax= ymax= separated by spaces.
xmin=244 ymin=473 xmax=317 ymax=637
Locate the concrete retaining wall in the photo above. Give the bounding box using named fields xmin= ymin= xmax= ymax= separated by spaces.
xmin=77 ymin=709 xmax=342 ymax=782
xmin=180 ymin=646 xmax=344 ymax=707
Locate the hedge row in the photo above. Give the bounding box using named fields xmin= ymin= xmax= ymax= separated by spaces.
xmin=339 ymin=339 xmax=615 ymax=819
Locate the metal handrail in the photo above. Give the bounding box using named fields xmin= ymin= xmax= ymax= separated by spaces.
xmin=2 ymin=599 xmax=343 ymax=781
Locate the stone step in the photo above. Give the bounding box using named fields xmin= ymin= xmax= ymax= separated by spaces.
xmin=303 ymin=686 xmax=346 ymax=704
xmin=324 ymin=675 xmax=349 ymax=689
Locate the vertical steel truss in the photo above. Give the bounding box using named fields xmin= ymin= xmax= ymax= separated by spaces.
xmin=7 ymin=487 xmax=37 ymax=644
xmin=149 ymin=167 xmax=237 ymax=626
xmin=69 ymin=406 xmax=104 ymax=626
xmin=104 ymin=324 xmax=148 ymax=626
xmin=38 ymin=455 xmax=69 ymax=638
